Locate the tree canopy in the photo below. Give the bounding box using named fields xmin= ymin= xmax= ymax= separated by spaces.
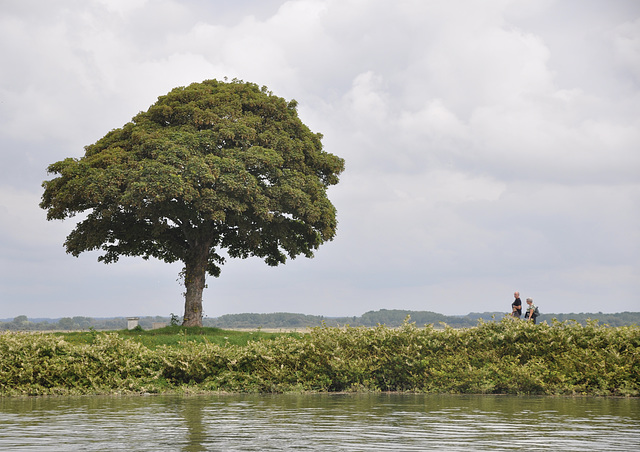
xmin=40 ymin=79 xmax=345 ymax=326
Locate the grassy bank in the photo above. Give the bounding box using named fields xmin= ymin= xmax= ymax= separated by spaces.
xmin=1 ymin=318 xmax=638 ymax=397
xmin=55 ymin=326 xmax=304 ymax=349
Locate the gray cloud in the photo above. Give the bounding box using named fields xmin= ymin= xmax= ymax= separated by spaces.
xmin=1 ymin=0 xmax=638 ymax=318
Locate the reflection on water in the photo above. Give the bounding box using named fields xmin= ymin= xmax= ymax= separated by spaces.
xmin=1 ymin=393 xmax=639 ymax=451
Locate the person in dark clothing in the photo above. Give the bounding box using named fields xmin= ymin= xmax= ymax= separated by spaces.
xmin=511 ymin=291 xmax=522 ymax=318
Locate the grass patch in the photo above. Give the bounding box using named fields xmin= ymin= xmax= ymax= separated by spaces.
xmin=52 ymin=326 xmax=303 ymax=349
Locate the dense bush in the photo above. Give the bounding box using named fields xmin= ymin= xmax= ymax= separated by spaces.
xmin=1 ymin=318 xmax=638 ymax=396
xmin=0 ymin=333 xmax=160 ymax=395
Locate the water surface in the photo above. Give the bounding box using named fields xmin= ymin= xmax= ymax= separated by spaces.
xmin=1 ymin=394 xmax=639 ymax=451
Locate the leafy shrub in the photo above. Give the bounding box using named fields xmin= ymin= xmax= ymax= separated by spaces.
xmin=1 ymin=318 xmax=639 ymax=396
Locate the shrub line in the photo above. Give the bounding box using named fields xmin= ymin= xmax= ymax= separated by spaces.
xmin=1 ymin=318 xmax=638 ymax=397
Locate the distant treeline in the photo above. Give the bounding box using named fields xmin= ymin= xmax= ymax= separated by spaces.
xmin=206 ymin=310 xmax=640 ymax=329
xmin=0 ymin=315 xmax=163 ymax=331
xmin=2 ymin=310 xmax=639 ymax=331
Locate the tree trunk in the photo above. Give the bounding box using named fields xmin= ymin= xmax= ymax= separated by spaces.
xmin=182 ymin=243 xmax=209 ymax=327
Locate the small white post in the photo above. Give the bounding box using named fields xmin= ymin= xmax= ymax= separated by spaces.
xmin=127 ymin=317 xmax=140 ymax=330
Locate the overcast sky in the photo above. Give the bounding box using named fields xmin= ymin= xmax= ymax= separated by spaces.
xmin=1 ymin=0 xmax=639 ymax=320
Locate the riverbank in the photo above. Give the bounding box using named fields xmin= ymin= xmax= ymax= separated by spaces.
xmin=1 ymin=318 xmax=638 ymax=397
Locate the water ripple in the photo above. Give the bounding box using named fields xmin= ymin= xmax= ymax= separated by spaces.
xmin=1 ymin=394 xmax=639 ymax=451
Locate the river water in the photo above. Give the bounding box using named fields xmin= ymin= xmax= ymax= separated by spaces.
xmin=1 ymin=393 xmax=639 ymax=451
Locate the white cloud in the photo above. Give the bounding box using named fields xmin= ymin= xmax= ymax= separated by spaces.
xmin=0 ymin=0 xmax=638 ymax=318
xmin=613 ymin=17 xmax=640 ymax=82
xmin=0 ymin=187 xmax=64 ymax=252
xmin=94 ymin=0 xmax=148 ymax=15
xmin=344 ymin=71 xmax=388 ymax=123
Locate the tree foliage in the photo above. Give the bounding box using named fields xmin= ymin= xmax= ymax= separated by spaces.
xmin=40 ymin=79 xmax=344 ymax=326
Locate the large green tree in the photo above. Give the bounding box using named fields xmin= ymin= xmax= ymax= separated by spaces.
xmin=40 ymin=79 xmax=344 ymax=326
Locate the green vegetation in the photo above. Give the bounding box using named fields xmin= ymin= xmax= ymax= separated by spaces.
xmin=40 ymin=79 xmax=344 ymax=327
xmin=1 ymin=318 xmax=638 ymax=397
xmin=56 ymin=326 xmax=303 ymax=349
xmin=3 ymin=310 xmax=640 ymax=331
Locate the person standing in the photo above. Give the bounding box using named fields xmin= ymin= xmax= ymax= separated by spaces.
xmin=524 ymin=297 xmax=537 ymax=324
xmin=511 ymin=291 xmax=522 ymax=318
